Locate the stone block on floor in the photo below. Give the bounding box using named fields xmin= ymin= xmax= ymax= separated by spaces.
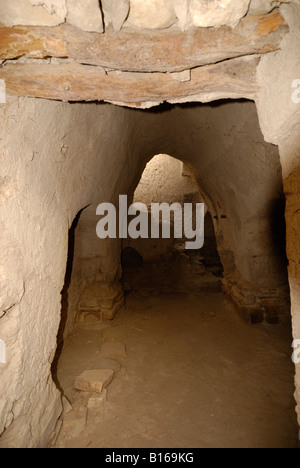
xmin=74 ymin=369 xmax=114 ymax=394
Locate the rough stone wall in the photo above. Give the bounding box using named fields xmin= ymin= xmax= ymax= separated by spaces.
xmin=145 ymin=102 xmax=288 ymax=319
xmin=256 ymin=3 xmax=300 ymax=430
xmin=0 ymin=98 xmax=142 ymax=447
xmin=1 ymin=0 xmax=298 ymax=32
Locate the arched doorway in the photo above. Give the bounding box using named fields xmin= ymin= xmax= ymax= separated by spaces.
xmin=122 ymin=154 xmax=223 ymax=296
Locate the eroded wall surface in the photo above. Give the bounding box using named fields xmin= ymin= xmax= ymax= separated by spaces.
xmin=0 ymin=98 xmax=142 ymax=447
xmin=256 ymin=3 xmax=300 ymax=430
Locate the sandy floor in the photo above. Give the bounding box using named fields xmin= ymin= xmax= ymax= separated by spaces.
xmin=55 ymin=292 xmax=299 ymax=448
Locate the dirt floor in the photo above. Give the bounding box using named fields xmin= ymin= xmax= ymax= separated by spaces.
xmin=54 ymin=292 xmax=299 ymax=449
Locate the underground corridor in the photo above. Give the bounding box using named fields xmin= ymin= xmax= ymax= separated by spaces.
xmin=1 ymin=0 xmax=300 ymax=450
xmin=46 ymin=101 xmax=298 ymax=449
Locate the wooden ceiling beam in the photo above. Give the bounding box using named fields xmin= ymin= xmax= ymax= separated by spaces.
xmin=0 ymin=11 xmax=287 ymax=73
xmin=0 ymin=56 xmax=259 ymax=106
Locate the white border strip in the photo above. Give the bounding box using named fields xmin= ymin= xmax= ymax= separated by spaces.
xmin=0 ymin=79 xmax=6 ymax=104
xmin=0 ymin=339 xmax=6 ymax=364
